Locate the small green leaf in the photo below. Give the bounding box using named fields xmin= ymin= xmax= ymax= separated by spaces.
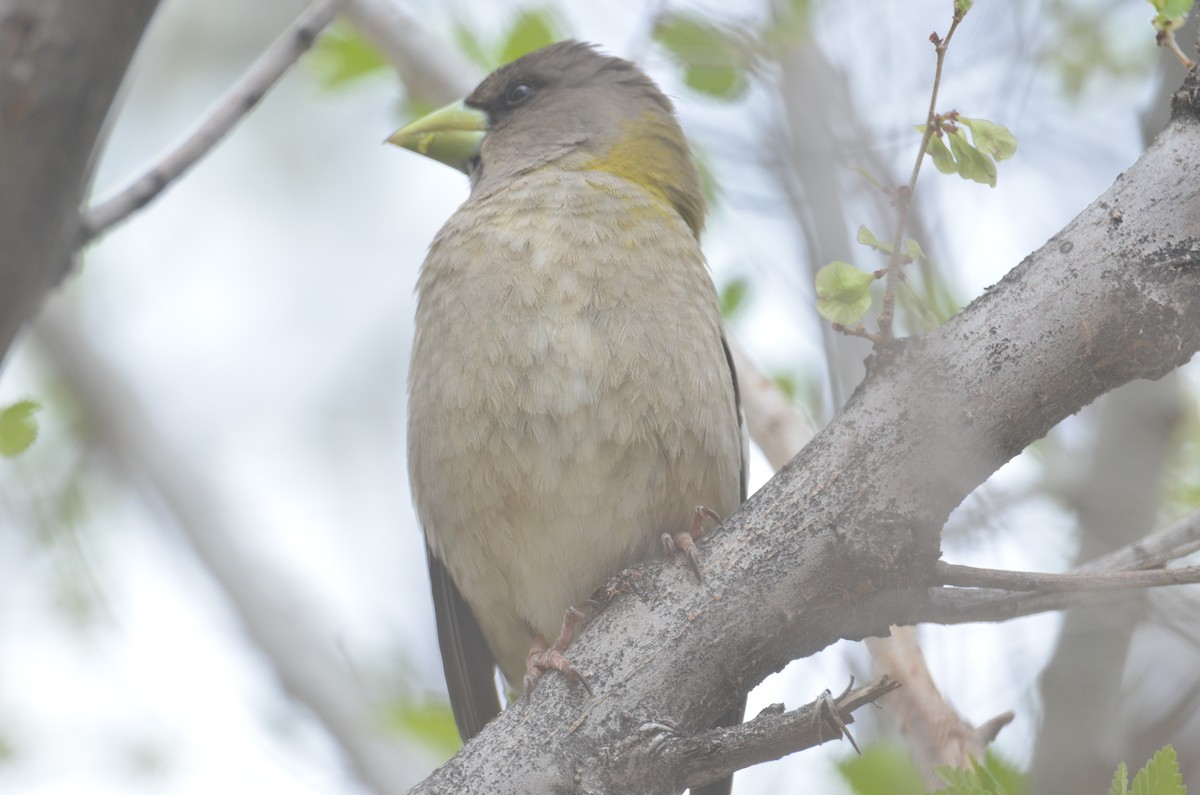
xmin=856 ymin=225 xmax=892 ymax=254
xmin=948 ymin=128 xmax=997 ymax=186
xmin=959 ymin=117 xmax=1018 ymax=161
xmin=905 ymin=238 xmax=927 ymax=261
xmin=309 ymin=24 xmax=389 ymax=90
xmin=1110 ymin=762 xmax=1130 ymax=795
xmin=956 ymin=0 xmax=975 ymax=15
xmin=0 ymin=399 xmax=39 ymax=458
xmin=499 ymin=8 xmax=559 ymax=65
xmin=719 ymin=277 xmax=750 ymax=320
xmin=684 ymin=63 xmax=747 ymax=99
xmin=1130 ymin=746 xmax=1185 ymax=795
xmin=923 ymin=131 xmax=958 ymax=174
xmin=815 ymin=261 xmax=875 ymax=326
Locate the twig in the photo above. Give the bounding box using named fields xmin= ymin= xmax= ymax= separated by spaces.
xmin=876 ymin=9 xmax=964 ymax=338
xmin=78 ymin=0 xmax=348 ymax=244
xmin=937 ymin=561 xmax=1200 ymax=592
xmin=662 ymin=676 xmax=901 ymax=789
xmin=1077 ymin=504 xmax=1200 ymax=573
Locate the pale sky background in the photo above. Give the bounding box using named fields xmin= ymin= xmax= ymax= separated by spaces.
xmin=0 ymin=0 xmax=1193 ymax=793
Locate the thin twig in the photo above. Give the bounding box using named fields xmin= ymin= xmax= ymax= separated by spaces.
xmin=78 ymin=0 xmax=348 ymax=244
xmin=876 ymin=10 xmax=964 ymax=338
xmin=937 ymin=561 xmax=1200 ymax=592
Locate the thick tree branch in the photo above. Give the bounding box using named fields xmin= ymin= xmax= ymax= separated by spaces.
xmin=0 ymin=0 xmax=160 ymax=360
xmin=78 ymin=0 xmax=347 ymax=245
xmin=408 ymin=74 xmax=1200 ymax=792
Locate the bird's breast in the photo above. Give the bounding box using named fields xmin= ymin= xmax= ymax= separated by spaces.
xmin=408 ymin=170 xmax=740 ymax=681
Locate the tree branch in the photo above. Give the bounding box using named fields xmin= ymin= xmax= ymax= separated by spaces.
xmin=78 ymin=0 xmax=348 ymax=245
xmin=667 ymin=677 xmax=901 ymax=789
xmin=0 ymin=0 xmax=160 ymax=360
xmin=938 ymin=561 xmax=1200 ymax=592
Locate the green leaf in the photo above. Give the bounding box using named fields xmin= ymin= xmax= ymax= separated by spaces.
xmin=837 ymin=744 xmax=927 ymax=795
xmin=309 ymin=24 xmax=389 ymax=90
xmin=654 ymin=13 xmax=749 ymax=101
xmin=959 ymin=117 xmax=1018 ymax=161
xmin=955 ymin=0 xmax=974 ymax=14
xmin=816 ymin=261 xmax=876 ymax=325
xmin=499 ymin=8 xmax=559 ymax=65
xmin=906 ymin=238 xmax=927 ymax=261
xmin=720 ymin=277 xmax=750 ymax=320
xmin=1130 ymin=746 xmax=1185 ymax=795
xmin=684 ymin=63 xmax=747 ymax=99
xmin=1149 ymin=0 xmax=1193 ymax=30
xmin=934 ymin=765 xmax=991 ymax=795
xmin=947 ymin=128 xmax=997 ymax=187
xmin=856 ymin=224 xmax=892 ymax=254
xmin=0 ymin=399 xmax=39 ymax=458
xmin=1110 ymin=762 xmax=1130 ymax=795
xmin=923 ymin=131 xmax=958 ymax=174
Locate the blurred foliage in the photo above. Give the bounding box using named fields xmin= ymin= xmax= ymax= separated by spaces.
xmin=1163 ymin=396 xmax=1200 ymax=518
xmin=454 ymin=7 xmax=565 ymax=71
xmin=653 ymin=13 xmax=752 ymax=100
xmin=0 ymin=399 xmax=39 ymax=458
xmin=310 ymin=23 xmax=390 ymax=90
xmin=719 ymin=277 xmax=750 ymax=321
xmin=383 ymin=695 xmax=461 ymax=759
xmin=1043 ymin=0 xmax=1158 ymax=99
xmin=839 ymin=744 xmax=1026 ymax=795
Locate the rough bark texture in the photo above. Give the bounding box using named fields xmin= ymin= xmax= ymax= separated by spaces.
xmin=0 ymin=0 xmax=159 ymax=358
xmin=408 ymin=82 xmax=1200 ymax=794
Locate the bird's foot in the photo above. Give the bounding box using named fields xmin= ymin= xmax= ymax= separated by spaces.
xmin=523 ymin=604 xmax=594 ymax=698
xmin=661 ymin=505 xmax=722 ymax=581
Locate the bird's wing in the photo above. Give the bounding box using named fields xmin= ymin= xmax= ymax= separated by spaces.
xmin=694 ymin=334 xmax=748 ymax=795
xmin=427 ymin=546 xmax=501 ymax=741
xmin=721 ymin=333 xmax=749 ymax=504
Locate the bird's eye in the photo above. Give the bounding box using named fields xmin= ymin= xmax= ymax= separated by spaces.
xmin=505 ymin=82 xmax=534 ymax=106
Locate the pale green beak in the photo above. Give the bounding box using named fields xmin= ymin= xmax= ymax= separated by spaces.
xmin=386 ymin=100 xmax=488 ymax=174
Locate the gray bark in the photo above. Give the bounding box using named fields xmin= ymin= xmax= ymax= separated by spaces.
xmin=0 ymin=0 xmax=160 ymax=358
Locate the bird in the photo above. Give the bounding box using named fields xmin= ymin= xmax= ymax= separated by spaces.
xmin=389 ymin=40 xmax=747 ymax=794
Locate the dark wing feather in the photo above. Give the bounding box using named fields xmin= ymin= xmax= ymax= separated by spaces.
xmin=427 ymin=547 xmax=501 ymax=742
xmin=692 ymin=335 xmax=749 ymax=795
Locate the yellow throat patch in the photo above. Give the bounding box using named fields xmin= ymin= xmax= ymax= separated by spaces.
xmin=584 ymin=112 xmax=705 ymax=237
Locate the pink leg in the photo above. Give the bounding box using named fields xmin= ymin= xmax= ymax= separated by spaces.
xmin=523 ymin=605 xmax=594 ymax=698
xmin=660 ymin=505 xmax=722 ymax=580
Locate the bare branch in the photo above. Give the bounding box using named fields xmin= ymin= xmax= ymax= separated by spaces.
xmin=342 ymin=0 xmax=474 ymax=103
xmin=938 ymin=561 xmax=1200 ymax=592
xmin=78 ymin=0 xmax=348 ymax=244
xmin=642 ymin=677 xmax=901 ymax=790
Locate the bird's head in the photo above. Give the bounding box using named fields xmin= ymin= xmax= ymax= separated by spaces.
xmin=388 ymin=41 xmax=705 ymax=236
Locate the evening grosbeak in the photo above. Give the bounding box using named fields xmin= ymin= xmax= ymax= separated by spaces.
xmin=389 ymin=41 xmax=746 ymax=794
